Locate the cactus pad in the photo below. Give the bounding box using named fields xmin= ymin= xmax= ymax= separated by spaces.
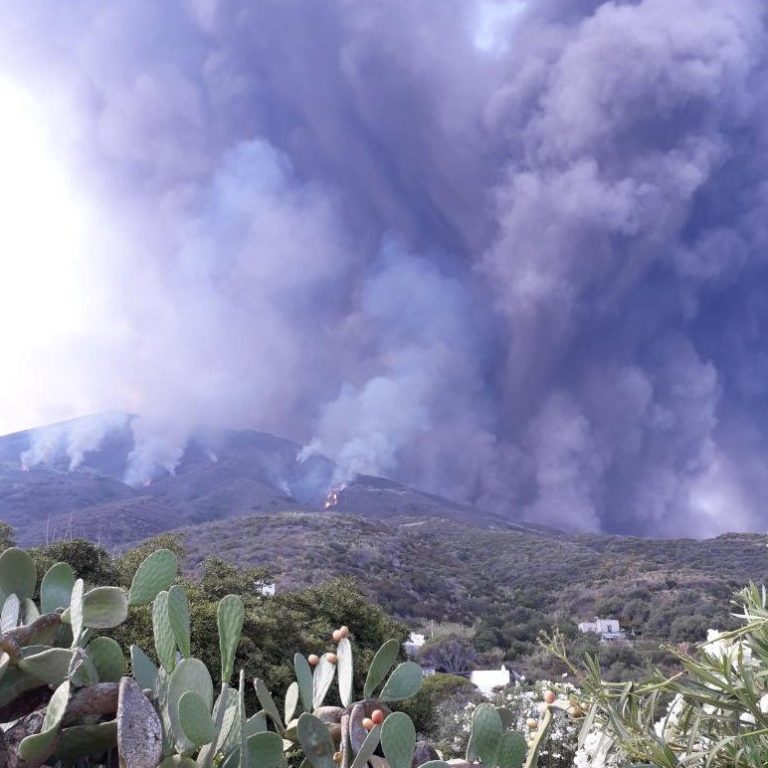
xmin=18 ymin=679 xmax=69 ymax=761
xmin=245 ymin=731 xmax=286 ymax=768
xmin=379 ymin=662 xmax=422 ymax=702
xmin=254 ymin=677 xmax=284 ymax=732
xmin=130 ymin=644 xmax=159 ymax=691
xmin=294 ymin=653 xmax=313 ymax=713
xmin=469 ymin=703 xmax=504 ymax=767
xmin=128 ymin=548 xmax=178 ymax=606
xmin=498 ymin=730 xmax=526 ymax=768
xmin=167 ymin=584 xmax=191 ymax=658
xmin=88 ymin=636 xmax=125 ymax=682
xmin=381 ymin=711 xmax=416 ymax=768
xmin=82 ymin=586 xmax=129 ymax=628
xmin=217 ymin=594 xmax=244 ymax=684
xmin=312 ymin=653 xmax=336 ymax=710
xmin=168 ymin=657 xmax=214 ymax=752
xmin=0 ymin=547 xmax=36 ymax=601
xmin=41 ymin=561 xmax=75 ymax=614
xmin=337 ymin=636 xmax=353 ymax=706
xmin=152 ymin=590 xmax=177 ymax=673
xmin=284 ymin=680 xmax=299 ymax=724
xmin=297 ymin=712 xmax=336 ymax=768
xmin=18 ymin=647 xmax=74 ymax=685
xmin=363 ymin=638 xmax=400 ymax=698
xmin=178 ymin=689 xmax=216 ymax=746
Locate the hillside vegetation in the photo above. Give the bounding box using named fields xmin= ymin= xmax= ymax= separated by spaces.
xmin=2 ymin=417 xmax=767 ymax=680
xmin=175 ymin=510 xmax=765 ymax=676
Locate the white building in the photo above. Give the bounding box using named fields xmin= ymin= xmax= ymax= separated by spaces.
xmin=578 ymin=617 xmax=625 ymax=641
xmin=257 ymin=582 xmax=276 ymax=596
xmin=470 ymin=665 xmax=511 ymax=698
xmin=404 ymin=632 xmax=426 ymax=656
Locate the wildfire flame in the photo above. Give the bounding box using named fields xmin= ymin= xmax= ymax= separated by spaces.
xmin=324 ymin=484 xmax=346 ymax=510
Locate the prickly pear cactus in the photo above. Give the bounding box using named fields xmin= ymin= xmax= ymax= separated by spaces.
xmin=0 ymin=547 xmax=177 ymax=766
xmin=0 ymin=545 xmax=544 ymax=768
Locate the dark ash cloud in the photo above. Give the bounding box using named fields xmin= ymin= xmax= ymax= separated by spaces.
xmin=1 ymin=0 xmax=767 ymax=536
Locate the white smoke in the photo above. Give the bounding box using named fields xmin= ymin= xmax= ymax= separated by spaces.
xmin=124 ymin=417 xmax=189 ymax=487
xmin=20 ymin=412 xmax=129 ymax=471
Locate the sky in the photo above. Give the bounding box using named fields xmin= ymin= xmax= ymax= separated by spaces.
xmin=0 ymin=0 xmax=766 ymax=536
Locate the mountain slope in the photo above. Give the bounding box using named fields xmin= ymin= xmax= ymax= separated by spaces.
xmin=172 ymin=508 xmax=768 ymax=648
xmin=0 ymin=413 xmax=539 ymax=547
xmin=2 ymin=414 xmax=767 ymax=659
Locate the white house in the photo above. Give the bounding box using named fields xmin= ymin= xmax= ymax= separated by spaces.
xmin=257 ymin=582 xmax=276 ymax=596
xmin=578 ymin=617 xmax=625 ymax=641
xmin=470 ymin=665 xmax=511 ymax=697
xmin=404 ymin=632 xmax=426 ymax=656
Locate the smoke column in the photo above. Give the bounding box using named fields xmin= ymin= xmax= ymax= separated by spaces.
xmin=0 ymin=0 xmax=767 ymax=536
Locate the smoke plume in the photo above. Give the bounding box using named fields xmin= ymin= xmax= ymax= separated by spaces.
xmin=1 ymin=0 xmax=767 ymax=535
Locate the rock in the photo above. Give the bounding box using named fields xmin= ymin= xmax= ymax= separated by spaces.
xmin=117 ymin=677 xmax=162 ymax=768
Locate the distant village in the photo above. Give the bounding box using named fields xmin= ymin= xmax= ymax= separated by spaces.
xmin=261 ymin=581 xmax=626 ymax=698
xmin=404 ymin=616 xmax=627 ymax=697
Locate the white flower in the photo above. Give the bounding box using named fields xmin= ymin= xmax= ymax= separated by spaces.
xmin=703 ymin=629 xmax=752 ymax=668
xmin=654 ymin=694 xmax=685 ymax=740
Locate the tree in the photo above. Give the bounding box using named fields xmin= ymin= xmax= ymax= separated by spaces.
xmin=30 ymin=539 xmax=119 ymax=588
xmin=420 ymin=636 xmax=477 ymax=674
xmin=0 ymin=522 xmax=15 ymax=551
xmin=115 ymin=533 xmax=186 ymax=587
